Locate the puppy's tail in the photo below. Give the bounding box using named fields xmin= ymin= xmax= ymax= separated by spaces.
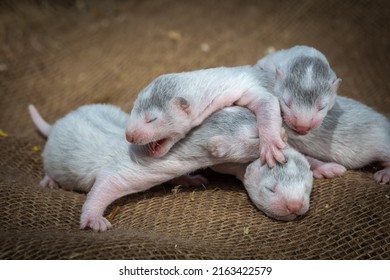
xmin=28 ymin=104 xmax=51 ymax=137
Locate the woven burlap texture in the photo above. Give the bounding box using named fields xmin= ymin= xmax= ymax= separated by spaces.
xmin=0 ymin=0 xmax=389 ymax=259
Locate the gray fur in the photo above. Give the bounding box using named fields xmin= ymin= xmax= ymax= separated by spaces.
xmin=287 ymin=96 xmax=390 ymax=168
xmin=211 ymin=147 xmax=313 ymax=221
xmin=256 ymin=46 xmax=341 ymax=135
xmin=126 ymin=65 xmax=286 ymax=167
xmin=32 ymin=104 xmax=312 ymax=231
xmin=206 ymin=95 xmax=390 ymax=183
xmin=133 ymin=75 xmax=183 ymax=112
xmin=43 ymin=105 xmax=258 ymax=192
xmin=131 ymin=66 xmax=275 ymax=115
xmin=284 ymin=56 xmax=334 ymax=107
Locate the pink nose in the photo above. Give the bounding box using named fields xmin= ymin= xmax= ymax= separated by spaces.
xmin=125 ymin=133 xmax=134 ymax=143
xmin=286 ymin=201 xmax=303 ymax=214
xmin=294 ymin=125 xmax=311 ymax=135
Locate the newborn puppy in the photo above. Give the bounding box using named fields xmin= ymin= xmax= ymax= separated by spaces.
xmin=256 ymin=45 xmax=341 ymax=135
xmin=211 ymin=146 xmax=313 ymax=222
xmin=286 ymin=96 xmax=390 ymax=184
xmin=29 ymin=104 xmax=312 ymax=232
xmin=125 ymin=66 xmax=286 ymax=168
xmin=207 ymin=96 xmax=390 ymax=184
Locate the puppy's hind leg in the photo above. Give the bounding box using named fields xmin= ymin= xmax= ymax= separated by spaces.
xmin=80 ymin=174 xmax=139 ymax=232
xmin=306 ymin=156 xmax=347 ymax=179
xmin=39 ymin=174 xmax=59 ymax=189
xmin=374 ymin=161 xmax=390 ymax=185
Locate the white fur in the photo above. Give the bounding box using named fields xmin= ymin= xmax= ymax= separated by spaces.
xmin=211 ymin=148 xmax=313 ymax=221
xmin=206 ymin=96 xmax=390 ymax=184
xmin=256 ymin=45 xmax=341 ymax=135
xmin=28 ymin=104 xmax=51 ymax=136
xmin=257 ymin=45 xmax=329 ymax=72
xmin=30 ymin=105 xmax=308 ymax=232
xmin=126 ymin=66 xmax=286 ymax=167
xmin=287 ymin=96 xmax=390 ymax=183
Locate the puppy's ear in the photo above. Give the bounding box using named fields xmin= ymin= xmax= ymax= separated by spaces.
xmin=171 ymin=97 xmax=191 ymax=115
xmin=330 ymin=78 xmax=342 ymax=92
xmin=275 ymin=67 xmax=284 ymax=81
xmin=244 ymin=160 xmax=262 ymax=182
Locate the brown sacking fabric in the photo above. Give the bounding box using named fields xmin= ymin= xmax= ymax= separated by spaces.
xmin=0 ymin=0 xmax=389 ymax=259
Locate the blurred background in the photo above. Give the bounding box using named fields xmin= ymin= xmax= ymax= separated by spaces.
xmin=0 ymin=0 xmax=389 ymax=138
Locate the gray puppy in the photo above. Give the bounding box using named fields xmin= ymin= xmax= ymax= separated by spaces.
xmin=208 ymin=96 xmax=390 ymax=184
xmin=256 ymin=45 xmax=341 ymax=136
xmin=125 ymin=66 xmax=286 ymax=167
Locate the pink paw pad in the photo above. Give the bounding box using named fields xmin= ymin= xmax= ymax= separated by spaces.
xmin=80 ymin=213 xmax=112 ymax=232
xmin=39 ymin=175 xmax=59 ymax=189
xmin=313 ymin=163 xmax=347 ymax=179
xmin=260 ymin=140 xmax=286 ymax=168
xmin=374 ymin=168 xmax=390 ymax=185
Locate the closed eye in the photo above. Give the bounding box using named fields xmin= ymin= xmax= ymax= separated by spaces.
xmin=317 ymin=103 xmax=327 ymax=111
xmin=283 ymin=99 xmax=292 ymax=108
xmin=266 ymin=184 xmax=276 ymax=193
xmin=147 ymin=117 xmax=157 ymax=123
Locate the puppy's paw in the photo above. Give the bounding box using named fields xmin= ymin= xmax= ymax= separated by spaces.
xmin=80 ymin=212 xmax=112 ymax=232
xmin=374 ymin=168 xmax=390 ymax=185
xmin=313 ymin=163 xmax=347 ymax=179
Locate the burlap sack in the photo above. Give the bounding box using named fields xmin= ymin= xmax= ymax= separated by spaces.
xmin=0 ymin=0 xmax=389 ymax=259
